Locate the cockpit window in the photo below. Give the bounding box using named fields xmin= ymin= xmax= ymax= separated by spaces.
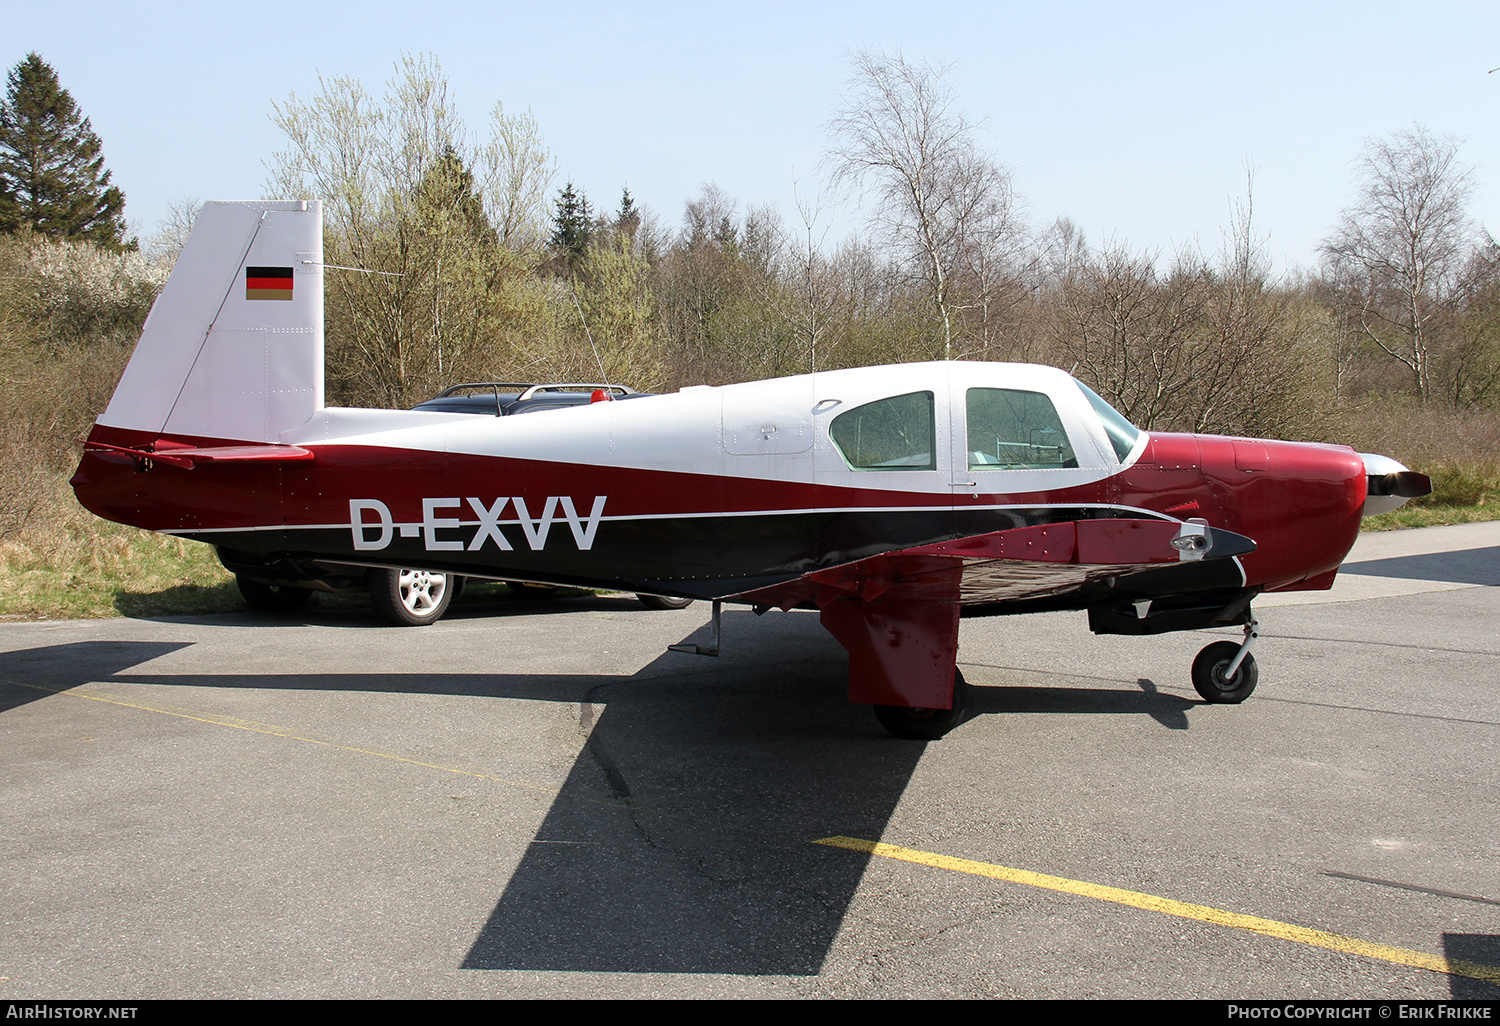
xmin=966 ymin=388 xmax=1077 ymax=469
xmin=1076 ymin=380 xmax=1141 ymax=462
xmin=830 ymin=391 xmax=935 ymax=470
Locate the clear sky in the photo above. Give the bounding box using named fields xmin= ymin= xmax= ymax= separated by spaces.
xmin=8 ymin=0 xmax=1498 ymax=273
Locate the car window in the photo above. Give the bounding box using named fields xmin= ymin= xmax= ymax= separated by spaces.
xmin=966 ymin=388 xmax=1077 ymax=469
xmin=830 ymin=391 xmax=935 ymax=470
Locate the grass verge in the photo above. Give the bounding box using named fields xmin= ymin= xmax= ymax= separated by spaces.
xmin=0 ymin=520 xmax=240 ymax=621
xmin=1361 ymin=505 xmax=1500 ymax=531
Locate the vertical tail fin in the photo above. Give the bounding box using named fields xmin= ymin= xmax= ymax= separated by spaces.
xmin=97 ymin=200 xmax=324 ymax=443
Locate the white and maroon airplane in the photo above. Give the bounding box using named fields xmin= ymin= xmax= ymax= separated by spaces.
xmin=72 ymin=201 xmax=1430 ymax=738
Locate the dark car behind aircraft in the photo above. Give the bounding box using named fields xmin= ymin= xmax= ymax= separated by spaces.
xmin=226 ymin=382 xmax=691 ymax=624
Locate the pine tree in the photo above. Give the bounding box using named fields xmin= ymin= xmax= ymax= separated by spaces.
xmin=550 ymin=180 xmax=592 ymax=270
xmin=414 ymin=145 xmax=494 ymax=242
xmin=614 ymin=186 xmax=640 ymax=245
xmin=0 ymin=53 xmax=130 ymax=249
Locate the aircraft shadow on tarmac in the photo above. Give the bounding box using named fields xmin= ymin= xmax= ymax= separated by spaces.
xmin=10 ymin=617 xmax=1483 ymax=985
xmin=0 ymin=639 xmax=194 ymax=714
xmin=1447 ymin=935 xmax=1500 ymax=999
xmin=1342 ymin=546 xmax=1500 ymax=587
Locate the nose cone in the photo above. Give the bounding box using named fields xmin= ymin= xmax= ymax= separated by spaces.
xmin=1360 ymin=453 xmax=1432 ymax=516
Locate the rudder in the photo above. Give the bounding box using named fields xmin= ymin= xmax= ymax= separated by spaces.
xmin=97 ymin=200 xmax=324 ymax=443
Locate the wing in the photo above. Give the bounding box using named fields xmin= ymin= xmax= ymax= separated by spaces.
xmin=728 ymin=518 xmax=1255 ymax=712
xmin=732 ymin=518 xmax=1255 ymax=612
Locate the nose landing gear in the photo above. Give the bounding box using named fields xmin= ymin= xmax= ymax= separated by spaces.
xmin=1192 ymin=619 xmax=1259 ymax=703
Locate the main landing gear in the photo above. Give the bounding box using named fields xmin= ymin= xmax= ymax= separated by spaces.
xmin=873 ymin=668 xmax=970 ymax=740
xmin=1191 ymin=619 xmax=1259 ymax=704
xmin=235 ymin=574 xmax=311 ymax=611
xmin=872 ymin=622 xmax=1262 ymax=739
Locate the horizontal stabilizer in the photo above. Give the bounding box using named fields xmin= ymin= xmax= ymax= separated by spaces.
xmin=84 ymin=440 xmax=314 ymax=468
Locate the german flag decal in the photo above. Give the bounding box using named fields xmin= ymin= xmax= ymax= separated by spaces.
xmin=245 ymin=266 xmax=294 ymax=301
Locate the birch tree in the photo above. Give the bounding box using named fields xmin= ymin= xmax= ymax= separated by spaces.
xmin=825 ymin=49 xmax=1018 ymax=359
xmin=1321 ymin=124 xmax=1476 ymax=403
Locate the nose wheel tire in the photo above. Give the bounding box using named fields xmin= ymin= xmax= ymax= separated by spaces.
xmin=370 ymin=568 xmax=453 ymax=626
xmin=873 ymin=668 xmax=970 ymax=740
xmin=1192 ymin=641 xmax=1258 ymax=703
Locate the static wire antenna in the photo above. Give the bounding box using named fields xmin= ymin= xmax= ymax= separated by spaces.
xmin=571 ymin=286 xmax=614 ymax=394
xmin=301 ymin=260 xmax=404 ymax=277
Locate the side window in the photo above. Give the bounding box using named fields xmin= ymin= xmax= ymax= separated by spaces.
xmin=966 ymin=388 xmax=1078 ymax=469
xmin=830 ymin=391 xmax=935 ymax=470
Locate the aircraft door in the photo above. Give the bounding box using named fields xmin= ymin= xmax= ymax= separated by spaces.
xmin=812 ymin=372 xmax=953 ymax=558
xmin=719 ymin=374 xmax=817 ymax=577
xmin=948 ymin=364 xmax=1092 ymax=534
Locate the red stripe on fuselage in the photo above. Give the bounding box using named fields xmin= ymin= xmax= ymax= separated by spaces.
xmin=75 ymin=432 xmax=1092 ymax=528
xmin=72 ymin=422 xmax=1367 ymax=591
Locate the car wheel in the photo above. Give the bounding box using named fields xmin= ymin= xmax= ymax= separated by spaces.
xmin=369 ymin=567 xmax=453 ymax=626
xmin=637 ymin=594 xmax=694 ymax=610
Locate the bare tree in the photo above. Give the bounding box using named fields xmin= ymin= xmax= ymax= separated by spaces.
xmin=478 ymin=101 xmax=556 ymax=252
xmin=145 ymin=195 xmax=201 ymax=266
xmin=729 ymin=181 xmax=848 ymax=374
xmin=1443 ymin=235 xmax=1500 ymax=406
xmin=1321 ymin=124 xmax=1476 ymax=403
xmin=825 ymin=49 xmax=1019 ymax=359
xmin=1044 ymin=239 xmax=1207 ymax=429
xmin=266 ymin=53 xmax=557 ymax=405
xmin=786 ymin=183 xmax=842 ymax=372
xmin=1038 ymin=183 xmax=1328 ymax=440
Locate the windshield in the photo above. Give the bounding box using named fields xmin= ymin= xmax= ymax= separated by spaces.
xmin=1075 ymin=381 xmax=1141 ymax=462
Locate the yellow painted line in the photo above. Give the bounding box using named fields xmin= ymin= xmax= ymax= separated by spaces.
xmin=15 ymin=673 xmax=1499 ymax=985
xmin=4 ymin=678 xmax=570 ymax=802
xmin=815 ymin=836 xmax=1500 ymax=984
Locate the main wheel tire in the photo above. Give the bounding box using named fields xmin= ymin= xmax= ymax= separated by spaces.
xmin=636 ymin=594 xmax=694 ymax=610
xmin=236 ymin=575 xmax=311 ymax=611
xmin=369 ymin=567 xmax=453 ymax=626
xmin=873 ymin=668 xmax=969 ymax=740
xmin=1191 ymin=641 xmax=1258 ymax=703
